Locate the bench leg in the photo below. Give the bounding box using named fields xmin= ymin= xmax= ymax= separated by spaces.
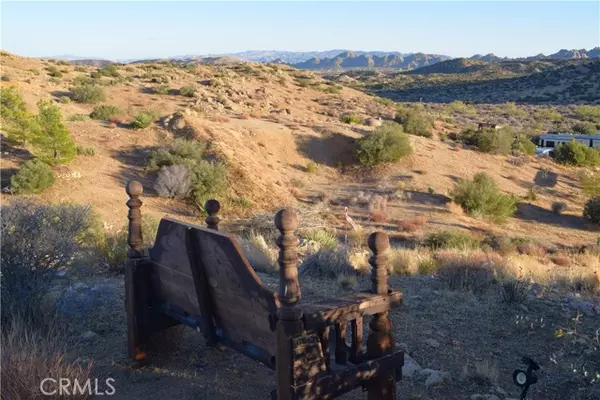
xmin=126 ymin=258 xmax=149 ymax=361
xmin=366 ymin=312 xmax=395 ymax=400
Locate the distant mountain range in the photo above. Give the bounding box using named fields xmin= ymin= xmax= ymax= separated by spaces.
xmin=47 ymin=47 xmax=600 ymax=71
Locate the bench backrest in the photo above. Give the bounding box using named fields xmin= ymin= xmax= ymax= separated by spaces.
xmin=148 ymin=218 xmax=279 ymax=357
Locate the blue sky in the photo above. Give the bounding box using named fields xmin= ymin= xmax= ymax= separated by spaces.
xmin=1 ymin=1 xmax=599 ymax=60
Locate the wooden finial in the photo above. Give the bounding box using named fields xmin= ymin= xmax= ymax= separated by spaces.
xmin=205 ymin=199 xmax=221 ymax=231
xmin=126 ymin=181 xmax=144 ymax=252
xmin=275 ymin=207 xmax=300 ymax=307
xmin=368 ymin=231 xmax=390 ymax=295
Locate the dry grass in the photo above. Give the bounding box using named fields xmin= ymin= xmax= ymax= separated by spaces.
xmin=1 ymin=316 xmax=92 ymax=400
xmin=237 ymin=231 xmax=278 ymax=273
xmin=435 ymin=251 xmax=503 ymax=293
xmin=397 ymin=215 xmax=427 ymax=233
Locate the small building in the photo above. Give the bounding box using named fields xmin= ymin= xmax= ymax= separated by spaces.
xmin=537 ymin=133 xmax=600 ymax=149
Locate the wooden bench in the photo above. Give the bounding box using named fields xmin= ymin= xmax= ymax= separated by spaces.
xmin=124 ymin=181 xmax=404 ymax=399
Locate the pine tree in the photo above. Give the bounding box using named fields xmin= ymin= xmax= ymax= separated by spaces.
xmin=32 ymin=100 xmax=76 ymax=165
xmin=0 ymin=86 xmax=41 ymax=144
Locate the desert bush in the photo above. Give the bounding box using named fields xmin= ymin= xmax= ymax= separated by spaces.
xmin=583 ymin=196 xmax=600 ymax=224
xmin=555 ymin=140 xmax=600 ymax=167
xmin=76 ymin=145 xmax=96 ymax=156
xmin=154 ymin=164 xmax=192 ymax=199
xmin=355 ymin=122 xmax=412 ymax=166
xmin=533 ymin=108 xmax=563 ymax=122
xmin=300 ymin=249 xmax=358 ymax=279
xmin=340 ymin=113 xmax=363 ymax=124
xmin=581 ymin=172 xmax=600 ymax=197
xmin=189 ymin=161 xmax=228 ymax=208
xmin=435 ymin=251 xmax=501 ymax=293
xmin=451 ymin=173 xmax=517 ymax=222
xmin=67 ymin=114 xmax=89 ymax=121
xmin=306 ymin=161 xmax=317 ymax=174
xmin=513 ymin=134 xmax=537 ymax=155
xmin=59 ymin=96 xmax=71 ymax=104
xmin=89 ymin=104 xmax=123 ymax=120
xmin=458 ymin=127 xmax=513 ymax=155
xmin=445 ymin=100 xmax=476 ymax=115
xmin=552 ymin=201 xmax=567 ymax=215
xmin=395 ymin=108 xmax=434 ymax=137
xmin=147 ymin=138 xmax=208 ymax=171
xmin=237 ymin=231 xmax=277 ymax=273
xmin=423 ymin=230 xmax=482 ymax=250
xmin=500 ymin=102 xmax=527 ymax=118
xmin=1 ymin=201 xmax=95 ymax=324
xmin=572 ymin=121 xmax=598 ymax=134
xmin=130 ymin=109 xmax=155 ymax=129
xmin=98 ymin=64 xmax=120 ymax=77
xmin=154 ymin=85 xmax=170 ymax=95
xmin=499 ymin=278 xmax=530 ymax=304
xmin=179 ymin=85 xmax=197 ymax=97
xmin=10 ymin=159 xmax=55 ymax=194
xmin=303 ymin=229 xmax=339 ymax=250
xmin=96 ymin=215 xmax=160 ymax=273
xmin=397 ymin=215 xmax=427 ymax=233
xmin=575 ymin=105 xmax=600 ymax=123
xmin=70 ymin=84 xmax=105 ymax=103
xmin=375 ymin=97 xmax=394 ymax=107
xmin=46 ymin=65 xmax=62 ymax=78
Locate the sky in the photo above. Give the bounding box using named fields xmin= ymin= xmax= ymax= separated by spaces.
xmin=1 ymin=1 xmax=599 ymax=61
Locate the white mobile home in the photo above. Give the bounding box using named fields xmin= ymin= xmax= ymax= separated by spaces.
xmin=537 ymin=133 xmax=600 ymax=149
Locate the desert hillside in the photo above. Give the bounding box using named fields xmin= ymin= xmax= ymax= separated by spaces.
xmin=1 ymin=51 xmax=598 ymax=247
xmin=2 ymin=51 xmax=600 ymax=400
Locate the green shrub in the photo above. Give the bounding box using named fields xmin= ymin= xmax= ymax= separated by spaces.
xmin=299 ymin=249 xmax=357 ymax=279
xmin=154 ymin=85 xmax=170 ymax=95
xmin=572 ymin=122 xmax=598 ymax=134
xmin=375 ymin=97 xmax=394 ymax=107
xmin=67 ymin=114 xmax=89 ymax=122
xmin=575 ymin=105 xmax=600 ymax=123
xmin=341 ymin=114 xmax=363 ymax=124
xmin=581 ymin=173 xmax=600 ymax=197
xmin=0 ymin=86 xmax=40 ymax=145
xmin=306 ymin=162 xmax=317 ymax=174
xmin=59 ymin=96 xmax=71 ymax=104
xmin=513 ymin=134 xmax=537 ymax=155
xmin=32 ymin=100 xmax=76 ymax=165
xmin=89 ymin=104 xmax=123 ymax=120
xmin=500 ymin=102 xmax=527 ymax=118
xmin=46 ymin=65 xmax=62 ymax=78
xmin=533 ymin=108 xmax=563 ymax=122
xmin=445 ymin=100 xmax=476 ymax=115
xmin=355 ymin=122 xmax=412 ymax=166
xmin=555 ymin=140 xmax=600 ymax=167
xmin=190 ymin=161 xmax=228 ymax=208
xmin=147 ymin=139 xmax=208 ymax=171
xmin=130 ymin=109 xmax=154 ymax=129
xmin=97 ymin=65 xmax=120 ymax=78
xmin=96 ymin=215 xmax=159 ymax=273
xmin=451 ymin=172 xmax=518 ymax=222
xmin=70 ymin=84 xmax=105 ymax=103
xmin=76 ymin=145 xmax=96 ymax=156
xmin=179 ymin=85 xmax=196 ymax=97
xmin=459 ymin=127 xmax=513 ymax=155
xmin=10 ymin=160 xmax=55 ymax=194
xmin=395 ymin=108 xmax=433 ymax=138
xmin=583 ymin=196 xmax=600 ymax=224
xmin=423 ymin=230 xmax=482 ymax=250
xmin=303 ymin=229 xmax=338 ymax=250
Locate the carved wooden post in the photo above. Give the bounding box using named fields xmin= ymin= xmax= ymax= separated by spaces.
xmin=274 ymin=208 xmax=303 ymax=400
xmin=205 ymin=199 xmax=221 ymax=231
xmin=125 ymin=181 xmax=149 ymax=362
xmin=366 ymin=232 xmax=396 ymax=400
